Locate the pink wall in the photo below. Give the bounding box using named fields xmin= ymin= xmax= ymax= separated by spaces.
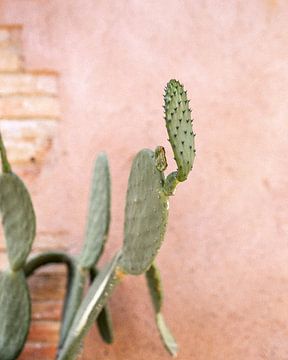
xmin=1 ymin=1 xmax=288 ymax=359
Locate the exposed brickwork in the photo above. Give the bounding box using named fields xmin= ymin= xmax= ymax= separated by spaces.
xmin=0 ymin=71 xmax=58 ymax=96
xmin=0 ymin=24 xmax=60 ymax=166
xmin=0 ymin=25 xmax=64 ymax=359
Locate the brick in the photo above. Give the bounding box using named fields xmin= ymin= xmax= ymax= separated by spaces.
xmin=27 ymin=321 xmax=60 ymax=343
xmin=0 ymin=71 xmax=58 ymax=95
xmin=18 ymin=343 xmax=57 ymax=360
xmin=28 ymin=271 xmax=66 ymax=301
xmin=0 ymin=47 xmax=23 ymax=71
xmin=0 ymin=94 xmax=60 ymax=118
xmin=32 ymin=301 xmax=62 ymax=321
xmin=0 ymin=119 xmax=58 ymax=164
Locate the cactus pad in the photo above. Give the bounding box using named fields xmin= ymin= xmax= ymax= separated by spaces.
xmin=58 ymin=253 xmax=121 ymax=360
xmin=146 ymin=263 xmax=178 ymax=357
xmin=0 ymin=173 xmax=36 ymax=270
xmin=0 ymin=270 xmax=31 ymax=360
xmin=120 ymin=149 xmax=169 ymax=275
xmin=80 ymin=153 xmax=111 ymax=269
xmin=164 ymin=79 xmax=195 ymax=181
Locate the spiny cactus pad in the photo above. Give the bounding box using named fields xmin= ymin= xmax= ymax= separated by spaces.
xmin=80 ymin=153 xmax=111 ymax=269
xmin=146 ymin=263 xmax=178 ymax=357
xmin=164 ymin=79 xmax=195 ymax=182
xmin=58 ymin=253 xmax=121 ymax=360
xmin=119 ymin=149 xmax=169 ymax=275
xmin=0 ymin=270 xmax=31 ymax=360
xmin=0 ymin=173 xmax=36 ymax=270
xmin=90 ymin=267 xmax=114 ymax=344
xmin=59 ymin=267 xmax=87 ymax=348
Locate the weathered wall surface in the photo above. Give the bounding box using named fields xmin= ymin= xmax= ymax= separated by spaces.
xmin=0 ymin=1 xmax=288 ymax=359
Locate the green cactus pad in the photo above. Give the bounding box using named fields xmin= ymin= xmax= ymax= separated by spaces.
xmin=0 ymin=173 xmax=36 ymax=270
xmin=58 ymin=266 xmax=87 ymax=348
xmin=146 ymin=263 xmax=178 ymax=357
xmin=58 ymin=253 xmax=121 ymax=360
xmin=119 ymin=149 xmax=169 ymax=275
xmin=90 ymin=267 xmax=114 ymax=344
xmin=80 ymin=153 xmax=111 ymax=269
xmin=164 ymin=79 xmax=195 ymax=182
xmin=146 ymin=263 xmax=163 ymax=314
xmin=0 ymin=270 xmax=31 ymax=360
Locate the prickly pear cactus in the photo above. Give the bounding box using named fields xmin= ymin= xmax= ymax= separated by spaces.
xmin=80 ymin=152 xmax=111 ymax=269
xmin=0 ymin=79 xmax=196 ymax=359
xmin=59 ymin=153 xmax=112 ymax=349
xmin=119 ymin=149 xmax=169 ymax=275
xmin=146 ymin=263 xmax=178 ymax=357
xmin=0 ymin=173 xmax=36 ymax=271
xmin=0 ymin=270 xmax=31 ymax=360
xmin=0 ymin=132 xmax=35 ymax=360
xmin=58 ymin=253 xmax=121 ymax=360
xmin=164 ymin=79 xmax=195 ymax=182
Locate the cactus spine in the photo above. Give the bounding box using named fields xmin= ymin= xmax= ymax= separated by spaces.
xmin=0 ymin=79 xmax=195 ymax=359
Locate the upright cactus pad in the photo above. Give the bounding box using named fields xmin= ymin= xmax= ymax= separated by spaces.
xmin=80 ymin=153 xmax=111 ymax=269
xmin=119 ymin=149 xmax=169 ymax=275
xmin=58 ymin=253 xmax=121 ymax=360
xmin=164 ymin=79 xmax=195 ymax=182
xmin=0 ymin=270 xmax=31 ymax=360
xmin=0 ymin=173 xmax=36 ymax=271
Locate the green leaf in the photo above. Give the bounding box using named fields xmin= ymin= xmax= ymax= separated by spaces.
xmin=57 ymin=253 xmax=121 ymax=360
xmin=0 ymin=270 xmax=31 ymax=360
xmin=80 ymin=153 xmax=111 ymax=269
xmin=120 ymin=149 xmax=169 ymax=275
xmin=146 ymin=263 xmax=178 ymax=357
xmin=0 ymin=173 xmax=36 ymax=270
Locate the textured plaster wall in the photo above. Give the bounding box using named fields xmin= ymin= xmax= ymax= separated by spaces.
xmin=1 ymin=1 xmax=288 ymax=359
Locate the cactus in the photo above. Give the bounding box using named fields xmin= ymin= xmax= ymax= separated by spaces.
xmin=58 ymin=253 xmax=121 ymax=360
xmin=80 ymin=152 xmax=111 ymax=269
xmin=0 ymin=133 xmax=35 ymax=360
xmin=0 ymin=79 xmax=195 ymax=359
xmin=0 ymin=270 xmax=31 ymax=360
xmin=0 ymin=173 xmax=36 ymax=270
xmin=164 ymin=79 xmax=195 ymax=194
xmin=58 ymin=152 xmax=112 ymax=351
xmin=146 ymin=263 xmax=178 ymax=357
xmin=119 ymin=148 xmax=169 ymax=275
